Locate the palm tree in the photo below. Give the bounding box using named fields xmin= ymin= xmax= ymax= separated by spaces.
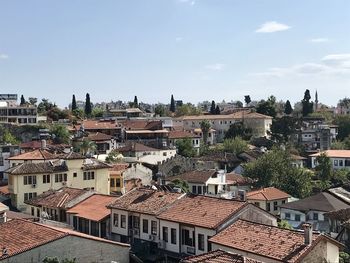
xmin=171 ymin=179 xmax=190 ymax=193
xmin=200 ymin=120 xmax=211 ymax=145
xmin=77 ymin=138 xmax=97 ymax=156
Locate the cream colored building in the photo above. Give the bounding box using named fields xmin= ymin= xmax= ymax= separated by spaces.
xmin=6 ymin=151 xmax=111 ymax=211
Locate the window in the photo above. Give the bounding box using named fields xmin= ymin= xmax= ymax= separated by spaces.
xmin=116 ymin=178 xmax=121 ymax=187
xmin=24 ymin=192 xmax=37 ymax=201
xmin=267 ymin=202 xmax=271 ymax=211
xmin=285 ymin=213 xmax=291 ymax=220
xmin=83 ymin=171 xmax=95 ymax=180
xmin=198 ymin=234 xmax=205 ymax=251
xmin=133 ymin=216 xmax=140 ymax=229
xmin=31 ymin=207 xmax=34 ymax=216
xmin=24 ymin=175 xmax=37 ymax=185
xmin=113 ymin=213 xmax=119 ymax=227
xmin=282 ymin=200 xmax=286 ymax=204
xmin=37 ymin=208 xmax=40 ymax=218
xmin=274 ymin=201 xmax=278 ymax=211
xmin=295 ymin=214 xmax=301 ymax=222
xmin=110 ymin=178 xmax=115 ymax=187
xmin=197 ymin=186 xmax=202 ymax=195
xmin=55 ymin=173 xmax=65 ymax=183
xmin=73 ymin=216 xmax=77 ymax=229
xmin=340 ymin=160 xmax=344 ymax=166
xmin=192 ymin=185 xmax=196 ymax=194
xmin=254 ymin=202 xmax=260 ymax=207
xmin=43 ymin=174 xmax=50 ymax=184
xmin=63 ymin=173 xmax=67 ymax=182
xmin=73 ymin=172 xmax=77 ymax=178
xmin=121 ymin=215 xmax=126 ymax=228
xmin=313 ymin=213 xmax=319 ymax=221
xmin=151 ymin=221 xmax=157 ymax=235
xmin=181 ymin=229 xmax=193 ymax=246
xmin=0 ymin=157 xmax=3 ymax=166
xmin=171 ymin=228 xmax=176 ymax=244
xmin=334 ymin=160 xmax=339 ymax=166
xmin=143 ymin=219 xmax=149 ymax=233
xmin=91 ymin=221 xmax=99 ymax=237
xmin=163 ymin=227 xmax=168 ymax=242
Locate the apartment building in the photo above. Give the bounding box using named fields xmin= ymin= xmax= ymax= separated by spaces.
xmin=310 ymin=150 xmax=350 ymax=170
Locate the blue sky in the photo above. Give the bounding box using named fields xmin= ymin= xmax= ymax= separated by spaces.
xmin=0 ymin=0 xmax=349 ymax=107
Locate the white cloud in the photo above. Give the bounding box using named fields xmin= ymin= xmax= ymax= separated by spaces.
xmin=0 ymin=54 xmax=8 ymax=59
xmin=310 ymin=38 xmax=330 ymax=43
xmin=322 ymin=54 xmax=350 ymax=68
xmin=255 ymin=21 xmax=291 ymax=33
xmin=205 ymin=63 xmax=225 ymax=71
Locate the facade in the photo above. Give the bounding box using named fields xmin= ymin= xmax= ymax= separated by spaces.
xmin=209 ymin=219 xmax=342 ymax=263
xmin=6 ymin=151 xmax=111 ymax=210
xmin=0 ymin=219 xmax=130 ymax=263
xmin=310 ymin=150 xmax=350 ymax=170
xmin=66 ymin=194 xmax=118 ymax=238
xmin=168 ymin=129 xmax=201 ymax=153
xmin=0 ymin=145 xmax=20 ymax=183
xmin=87 ymin=132 xmax=116 ymax=154
xmin=109 ymin=163 xmax=129 ymax=194
xmin=280 ymin=192 xmax=350 ymax=232
xmin=246 ymin=187 xmax=290 ymax=215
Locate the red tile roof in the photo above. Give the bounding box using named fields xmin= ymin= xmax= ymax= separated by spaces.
xmin=157 ymin=195 xmax=247 ymax=229
xmin=181 ymin=250 xmax=262 ymax=263
xmin=226 ymin=172 xmax=254 ymax=186
xmin=25 ymin=187 xmax=92 ymax=209
xmin=109 ymin=163 xmax=129 ymax=172
xmin=121 ymin=120 xmax=162 ymax=130
xmin=117 ymin=142 xmax=160 ymax=152
xmin=0 ymin=218 xmax=129 ymax=260
xmin=108 ymin=188 xmax=184 ymax=215
xmin=5 ymin=161 xmax=68 ymax=175
xmin=209 ymin=220 xmax=341 ymax=263
xmin=310 ymin=150 xmax=350 ymax=158
xmin=72 ymin=120 xmax=120 ymax=131
xmin=168 ymin=130 xmax=200 ymax=139
xmin=66 ymin=194 xmax=118 ymax=222
xmin=246 ymin=187 xmax=290 ymax=201
xmin=7 ymin=149 xmax=57 ymax=160
xmin=87 ymin=132 xmax=113 ymax=141
xmin=0 ymin=185 xmax=9 ymax=196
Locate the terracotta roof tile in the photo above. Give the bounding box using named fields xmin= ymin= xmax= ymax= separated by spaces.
xmin=169 ymin=170 xmax=216 ymax=184
xmin=121 ymin=120 xmax=162 ymax=130
xmin=117 ymin=142 xmax=159 ymax=152
xmin=25 ymin=187 xmax=91 ymax=209
xmin=73 ymin=120 xmax=120 ymax=130
xmin=246 ymin=187 xmax=290 ymax=201
xmin=310 ymin=150 xmax=350 ymax=158
xmin=209 ymin=220 xmax=321 ymax=263
xmin=109 ymin=163 xmax=129 ymax=172
xmin=181 ymin=250 xmax=263 ymax=263
xmin=58 ymin=151 xmax=86 ymax=160
xmin=157 ymin=195 xmax=247 ymax=229
xmin=168 ymin=130 xmax=200 ymax=139
xmin=82 ymin=159 xmax=111 ymax=170
xmin=108 ymin=188 xmax=183 ymax=215
xmin=87 ymin=132 xmax=113 ymax=141
xmin=5 ymin=161 xmax=68 ymax=175
xmin=0 ymin=185 xmax=9 ymax=196
xmin=226 ymin=172 xmax=253 ymax=186
xmin=7 ymin=149 xmax=57 ymax=160
xmin=66 ymin=194 xmax=118 ymax=222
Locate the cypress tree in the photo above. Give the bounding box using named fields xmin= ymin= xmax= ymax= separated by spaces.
xmin=85 ymin=93 xmax=92 ymax=116
xmin=133 ymin=96 xmax=138 ymax=108
xmin=72 ymin=95 xmax=77 ymax=111
xmin=210 ymin=101 xmax=216 ymax=114
xmin=244 ymin=95 xmax=251 ymax=107
xmin=170 ymin=95 xmax=176 ymax=113
xmin=302 ymin=89 xmax=313 ymax=117
xmin=215 ymin=105 xmax=221 ymax=115
xmin=20 ymin=95 xmax=25 ymax=105
xmin=284 ymin=100 xmax=293 ymax=115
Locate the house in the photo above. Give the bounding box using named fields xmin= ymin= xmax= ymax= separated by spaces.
xmin=87 ymin=132 xmax=116 ymax=154
xmin=7 ymin=148 xmax=57 ymax=167
xmin=123 ymin=163 xmax=153 ymax=191
xmin=6 ymin=151 xmax=111 ymax=210
xmin=225 ymin=172 xmax=253 ymax=194
xmin=280 ymin=192 xmax=350 ymax=231
xmin=165 ymin=169 xmax=228 ymax=196
xmin=175 ymin=111 xmax=272 ymax=142
xmin=69 ymin=119 xmax=122 ymax=138
xmin=0 ymin=218 xmax=130 ymax=263
xmin=0 ymin=94 xmax=38 ymax=125
xmin=246 ymin=187 xmax=291 ymax=215
xmin=310 ymin=150 xmax=350 ymax=169
xmin=19 ymin=140 xmax=71 ymax=153
xmin=168 ymin=129 xmax=201 ymax=153
xmin=109 ymin=163 xmax=129 ymax=194
xmin=66 ymin=194 xmax=118 ymax=238
xmin=0 ymin=144 xmax=20 ymax=183
xmin=291 ymin=154 xmax=307 ymax=168
xmin=192 ymin=128 xmax=216 ymax=145
xmin=107 ymin=108 xmax=143 ymax=119
xmin=24 ymin=187 xmax=94 ymax=222
xmin=156 ymin=195 xmax=277 ymax=258
xmin=180 ymin=249 xmax=262 ymax=263
xmin=209 ymin=219 xmax=342 ymax=263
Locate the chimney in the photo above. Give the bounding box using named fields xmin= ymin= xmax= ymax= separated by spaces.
xmin=41 ymin=139 xmax=47 ymax=150
xmin=302 ymin=223 xmax=313 ymax=245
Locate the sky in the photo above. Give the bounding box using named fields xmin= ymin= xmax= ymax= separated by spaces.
xmin=0 ymin=0 xmax=350 ymax=108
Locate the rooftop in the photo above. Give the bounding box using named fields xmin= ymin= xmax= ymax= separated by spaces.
xmin=5 ymin=161 xmax=68 ymax=175
xmin=209 ymin=219 xmax=330 ymax=263
xmin=180 ymin=111 xmax=272 ymax=121
xmin=280 ymin=192 xmax=349 ymax=213
xmin=108 ymin=188 xmax=184 ymax=215
xmin=181 ymin=249 xmax=262 ymax=263
xmin=246 ymin=187 xmax=290 ymax=201
xmin=58 ymin=151 xmax=86 ymax=160
xmin=82 ymin=158 xmax=111 ymax=170
xmin=25 ymin=187 xmax=92 ymax=209
xmin=117 ymin=142 xmax=160 ymax=153
xmin=71 ymin=120 xmax=120 ymax=131
xmin=309 ymin=150 xmax=350 ymax=158
xmin=168 ymin=130 xmax=200 ymax=139
xmin=0 ymin=219 xmax=129 ymax=260
xmin=168 ymin=170 xmax=217 ymax=184
xmin=121 ymin=119 xmax=162 ymax=130
xmin=157 ymin=195 xmax=247 ymax=229
xmin=226 ymin=172 xmax=253 ymax=186
xmin=87 ymin=132 xmax=113 ymax=141
xmin=66 ymin=194 xmax=118 ymax=222
xmin=7 ymin=149 xmax=57 ymax=160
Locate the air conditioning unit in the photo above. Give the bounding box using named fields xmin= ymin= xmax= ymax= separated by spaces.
xmin=31 ymin=184 xmax=36 ymax=188
xmin=149 ymin=235 xmax=156 ymax=241
xmin=62 ymin=181 xmax=67 ymax=185
xmin=158 ymin=240 xmax=166 ymax=249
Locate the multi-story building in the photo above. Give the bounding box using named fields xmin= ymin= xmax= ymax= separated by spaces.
xmin=0 ymin=94 xmax=38 ymax=124
xmin=310 ymin=150 xmax=350 ymax=170
xmin=0 ymin=144 xmax=20 ymax=183
xmin=6 ymin=151 xmax=111 ymax=210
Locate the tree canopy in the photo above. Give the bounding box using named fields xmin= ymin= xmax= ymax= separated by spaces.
xmin=244 ymin=95 xmax=251 ymax=106
xmin=170 ymin=95 xmax=176 ymax=113
xmin=222 ymin=137 xmax=248 ymax=155
xmin=284 ymin=100 xmax=293 ymax=115
xmin=256 ymin=96 xmax=277 ymax=118
xmin=50 ymin=124 xmax=70 ymax=144
xmin=84 ymin=93 xmax=92 ymax=116
xmin=302 ymin=89 xmax=313 ymax=117
xmin=71 ymin=95 xmax=77 ymax=111
xmin=200 ymin=120 xmax=211 ymax=145
xmin=176 ymin=138 xmax=196 ymax=157
xmin=225 ymin=122 xmax=252 ymax=141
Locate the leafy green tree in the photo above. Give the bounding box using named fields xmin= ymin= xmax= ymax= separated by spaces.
xmin=84 ymin=93 xmax=92 ymax=116
xmin=20 ymin=95 xmax=26 ymax=105
xmin=154 ymin=104 xmax=165 ymax=116
xmin=76 ymin=138 xmax=97 ymax=156
xmin=225 ymin=122 xmax=252 ymax=141
xmin=176 ymin=138 xmax=196 ymax=157
xmin=105 ymin=151 xmax=121 ymax=163
xmin=280 ymin=168 xmax=313 ymax=199
xmin=223 ymin=137 xmax=248 ymax=155
xmin=72 ymin=109 xmax=85 ymax=119
xmin=215 ymin=105 xmax=221 ymax=115
xmin=171 ymin=179 xmax=190 ymax=193
xmin=269 ymin=116 xmax=299 ymax=144
xmin=340 ymin=252 xmax=350 ymax=263
xmin=91 ymin=108 xmax=104 ymax=118
xmin=334 ymin=115 xmax=350 ymax=141
xmin=175 ymin=104 xmax=201 ymax=117
xmin=50 ymin=124 xmax=70 ymax=144
xmin=47 ymin=107 xmax=70 ymax=121
xmin=244 ymin=95 xmax=251 ymax=107
xmin=331 ymin=140 xmax=346 ymax=150
xmin=256 ymin=96 xmax=277 ymax=118
xmin=28 ymin=97 xmax=37 ymax=106
xmin=278 ymin=220 xmax=293 ymax=230
xmin=315 ymin=153 xmax=332 ymax=182
xmin=302 ymin=89 xmax=313 ymax=117
xmin=2 ymin=129 xmax=19 ymax=144
xmin=210 ymin=100 xmax=216 ymax=114
xmin=71 ymin=95 xmax=77 ymax=111
xmin=133 ymin=96 xmax=138 ymax=108
xmin=37 ymin=98 xmax=55 ymax=114
xmin=200 ymin=120 xmax=211 ymax=145
xmin=170 ymin=95 xmax=176 ymax=113
xmin=284 ymin=100 xmax=293 ymax=115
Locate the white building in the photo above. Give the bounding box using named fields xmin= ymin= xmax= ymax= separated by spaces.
xmin=310 ymin=150 xmax=350 ymax=169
